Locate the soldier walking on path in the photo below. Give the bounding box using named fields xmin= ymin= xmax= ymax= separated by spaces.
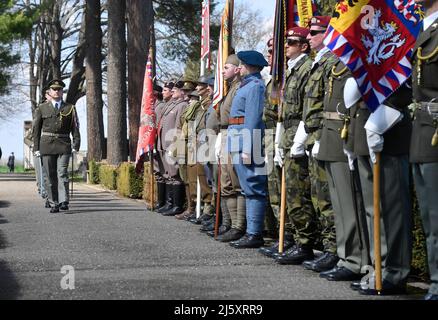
xmin=32 ymin=79 xmax=81 ymax=213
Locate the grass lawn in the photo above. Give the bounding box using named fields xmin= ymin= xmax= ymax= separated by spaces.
xmin=0 ymin=165 xmax=28 ymax=173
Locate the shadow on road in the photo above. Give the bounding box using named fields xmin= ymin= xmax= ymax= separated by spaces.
xmin=0 ymin=229 xmax=21 ymax=299
xmin=0 ymin=201 xmax=11 ymax=208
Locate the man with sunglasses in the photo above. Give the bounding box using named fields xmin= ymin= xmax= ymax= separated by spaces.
xmin=273 ymin=27 xmax=319 ymax=264
xmin=287 ymin=16 xmax=339 ymax=266
xmin=33 ymin=79 xmax=81 ymax=213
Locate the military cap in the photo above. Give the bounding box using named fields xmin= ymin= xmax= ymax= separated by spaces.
xmin=225 ymin=54 xmax=240 ymax=66
xmin=197 ymin=75 xmax=210 ymax=85
xmin=237 ymin=50 xmax=269 ymax=68
xmin=207 ymin=76 xmax=215 ymax=87
xmin=164 ymin=81 xmax=174 ymax=89
xmin=174 ymin=80 xmax=185 ymax=89
xmin=189 ymin=90 xmax=200 ymax=98
xmin=286 ymin=27 xmax=310 ymax=39
xmin=182 ymin=81 xmax=196 ymax=91
xmin=309 ymin=16 xmax=331 ymax=28
xmin=48 ymin=79 xmax=65 ymax=89
xmin=153 ymin=83 xmax=163 ymax=93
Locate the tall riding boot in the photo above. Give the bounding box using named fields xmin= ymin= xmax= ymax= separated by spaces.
xmin=157 ymin=183 xmax=173 ymax=213
xmin=163 ymin=184 xmax=185 ymax=216
xmin=153 ymin=181 xmax=166 ymax=211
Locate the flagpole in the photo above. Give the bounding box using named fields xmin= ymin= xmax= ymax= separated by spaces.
xmin=373 ymin=152 xmax=382 ymax=293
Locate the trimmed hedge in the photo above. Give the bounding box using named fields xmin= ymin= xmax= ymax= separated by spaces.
xmin=99 ymin=164 xmax=118 ymax=190
xmin=88 ymin=160 xmax=101 ymax=184
xmin=117 ymin=162 xmax=143 ymax=199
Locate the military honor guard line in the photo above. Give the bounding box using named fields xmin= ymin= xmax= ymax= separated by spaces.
xmin=28 ymin=0 xmax=438 ymax=300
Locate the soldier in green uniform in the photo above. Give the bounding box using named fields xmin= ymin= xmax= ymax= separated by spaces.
xmin=263 ymin=29 xmax=314 ymax=259
xmin=410 ymin=0 xmax=438 ymax=300
xmin=185 ymin=76 xmax=215 ymax=225
xmin=261 ymin=38 xmax=281 ymax=242
xmin=277 ymin=17 xmax=338 ymax=264
xmin=315 ymin=59 xmax=369 ymax=280
xmin=343 ymin=76 xmax=413 ymax=294
xmin=33 ymin=79 xmax=81 ymax=213
xmin=215 ymin=54 xmax=247 ymax=242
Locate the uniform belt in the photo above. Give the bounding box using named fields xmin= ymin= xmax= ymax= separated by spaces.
xmin=419 ymin=101 xmax=438 ymax=113
xmin=229 ymin=117 xmax=245 ymax=125
xmin=323 ymin=111 xmax=343 ymax=121
xmin=284 ymin=118 xmax=301 ymax=129
xmin=41 ymin=132 xmax=70 ymax=138
xmin=220 ymin=125 xmax=228 ymax=129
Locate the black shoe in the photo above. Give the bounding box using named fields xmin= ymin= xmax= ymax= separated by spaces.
xmin=201 ymin=215 xmax=215 ymax=227
xmin=216 ymin=228 xmax=245 ymax=242
xmin=200 ymin=222 xmax=215 ymax=232
xmin=424 ymin=293 xmax=438 ymax=300
xmin=161 ymin=185 xmax=185 ymax=216
xmin=207 ymin=225 xmax=230 ymax=237
xmin=186 ymin=212 xmax=197 ymax=221
xmin=275 ymin=244 xmax=314 ymax=265
xmin=59 ymin=202 xmax=69 ymax=211
xmin=44 ymin=200 xmax=50 ymax=208
xmin=303 ymin=252 xmax=339 ymax=272
xmin=271 ymin=244 xmax=297 ymax=259
xmin=258 ymin=239 xmax=295 ymax=258
xmin=230 ymin=234 xmax=264 ymax=249
xmin=189 ymin=213 xmax=211 ymax=225
xmin=50 ymin=206 xmax=59 ymax=213
xmin=350 ymin=279 xmax=367 ymax=291
xmin=320 ymin=266 xmax=362 ymax=281
xmin=358 ymin=280 xmax=407 ymax=296
xmin=157 ymin=184 xmax=173 ymax=213
xmin=153 ymin=182 xmax=166 ymax=211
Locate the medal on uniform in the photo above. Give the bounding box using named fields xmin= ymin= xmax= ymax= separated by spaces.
xmin=336 ymin=103 xmax=349 ymax=140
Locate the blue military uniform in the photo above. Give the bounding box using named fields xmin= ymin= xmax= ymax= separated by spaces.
xmin=227 ymin=50 xmax=268 ymax=248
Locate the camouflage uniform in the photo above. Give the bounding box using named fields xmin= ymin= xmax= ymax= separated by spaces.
xmin=263 ymin=79 xmax=281 ymax=237
xmin=279 ymin=54 xmax=316 ymax=245
xmin=303 ymin=49 xmax=337 ymax=253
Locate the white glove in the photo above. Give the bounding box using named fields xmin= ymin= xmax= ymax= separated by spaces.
xmin=274 ymin=146 xmax=284 ymax=167
xmin=291 ymin=121 xmax=308 ymax=157
xmin=343 ymin=148 xmax=357 ymax=171
xmin=72 ymin=149 xmax=77 ymax=154
xmin=311 ymin=140 xmax=320 ymax=158
xmin=34 ymin=150 xmax=41 ymax=157
xmin=215 ymin=132 xmax=222 ymax=162
xmin=366 ymin=129 xmax=384 ymax=164
xmin=275 ymin=122 xmax=285 ymax=145
xmin=364 ymin=104 xmax=403 ymax=134
xmin=153 ymin=148 xmax=157 ymax=154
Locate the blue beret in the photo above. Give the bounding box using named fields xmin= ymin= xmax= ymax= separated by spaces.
xmin=237 ymin=50 xmax=268 ymax=68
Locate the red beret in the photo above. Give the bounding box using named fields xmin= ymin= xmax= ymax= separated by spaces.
xmin=286 ymin=27 xmax=310 ymax=39
xmin=309 ymin=16 xmax=331 ymax=28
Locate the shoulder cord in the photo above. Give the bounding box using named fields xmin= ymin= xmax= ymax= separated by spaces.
xmin=416 ymin=46 xmax=438 ymax=85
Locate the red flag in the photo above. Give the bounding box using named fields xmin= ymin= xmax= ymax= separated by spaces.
xmin=201 ymin=0 xmax=210 ymax=65
xmin=135 ymin=49 xmax=156 ymax=172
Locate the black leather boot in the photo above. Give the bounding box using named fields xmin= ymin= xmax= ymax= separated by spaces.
xmin=162 ymin=184 xmax=185 ymax=216
xmin=157 ymin=184 xmax=173 ymax=213
xmin=153 ymin=181 xmax=166 ymax=211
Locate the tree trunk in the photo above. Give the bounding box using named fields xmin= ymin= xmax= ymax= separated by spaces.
xmin=107 ymin=0 xmax=127 ymax=165
xmin=49 ymin=1 xmax=63 ymax=80
xmin=66 ymin=11 xmax=86 ymax=104
xmin=85 ymin=0 xmax=105 ymax=162
xmin=126 ymin=0 xmax=153 ymax=161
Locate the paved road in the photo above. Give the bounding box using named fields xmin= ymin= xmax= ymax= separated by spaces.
xmin=0 ymin=174 xmax=427 ymax=300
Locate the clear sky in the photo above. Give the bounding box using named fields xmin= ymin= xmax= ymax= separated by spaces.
xmin=0 ymin=0 xmax=276 ymax=164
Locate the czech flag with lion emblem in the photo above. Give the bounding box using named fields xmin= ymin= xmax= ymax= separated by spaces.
xmin=324 ymin=0 xmax=423 ymax=111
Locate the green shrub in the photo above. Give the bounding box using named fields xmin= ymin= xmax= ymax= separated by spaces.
xmin=88 ymin=160 xmax=101 ymax=184
xmin=117 ymin=162 xmax=143 ymax=199
xmin=99 ymin=164 xmax=118 ymax=190
xmin=411 ymin=195 xmax=429 ymax=281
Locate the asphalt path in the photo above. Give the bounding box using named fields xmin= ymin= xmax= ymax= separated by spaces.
xmin=0 ymin=173 xmax=427 ymax=300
